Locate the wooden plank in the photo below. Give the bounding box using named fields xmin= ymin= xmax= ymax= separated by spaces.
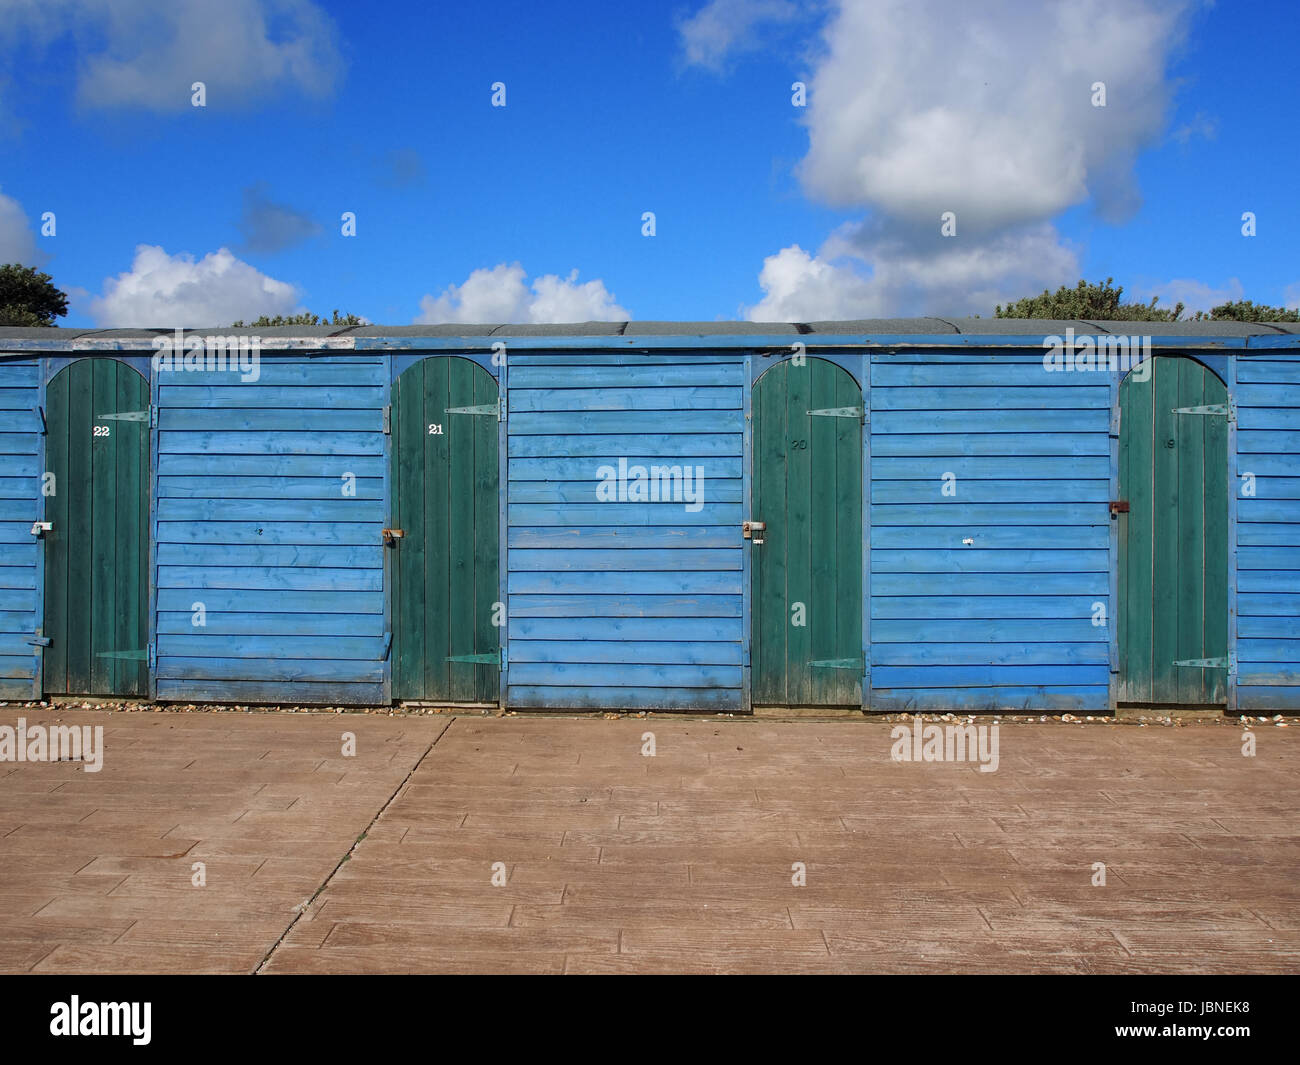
xmin=872 ymin=409 xmax=1108 ymax=434
xmin=159 ymin=475 xmax=384 ymax=500
xmin=507 ymin=663 xmax=742 ymax=688
xmin=871 ymin=664 xmax=1106 ymax=688
xmin=505 ymin=685 xmax=743 ymax=710
xmin=872 ymin=456 xmax=1110 ymax=480
xmin=158 ymin=430 xmax=383 ymax=456
xmin=508 ymin=504 xmax=742 ymax=526
xmin=508 ymin=617 xmax=742 ymax=641
xmin=509 ymin=549 xmax=740 ymax=572
xmin=155 ymin=521 xmax=381 ymax=545
xmin=508 ymin=571 xmax=741 ymax=596
xmin=157 ymin=610 xmax=386 ymax=636
xmin=507 ymin=479 xmax=742 ymax=503
xmin=157 ymin=385 xmax=384 ymax=408
xmin=506 ymin=594 xmax=741 ymax=618
xmin=510 ymin=456 xmax=740 ymax=481
xmin=870 ymin=362 xmax=1113 ymax=387
xmin=155 ymin=656 xmax=383 ymax=682
xmin=156 ymin=589 xmax=383 ymax=613
xmin=508 ymin=387 xmax=741 ymax=412
xmin=157 ymin=498 xmax=385 ymax=522
xmin=509 ymin=410 xmax=744 ymax=435
xmin=159 ymin=454 xmax=385 ymax=477
xmin=871 ymin=549 xmax=1109 ymax=573
xmin=871 ymin=433 xmax=1108 ymax=457
xmin=872 ymin=386 xmax=1100 ymax=410
xmin=155 ymin=543 xmax=381 ymax=568
xmin=871 ymin=502 xmax=1102 ymax=525
xmin=508 ymin=364 xmax=744 ymax=388
xmin=157 ymin=567 xmax=381 ymax=591
xmin=872 ymin=642 xmax=1108 ymax=666
xmin=872 ymin=573 xmax=1104 ymax=596
xmin=508 ymin=432 xmax=741 ymax=458
xmin=157 ymin=635 xmax=385 ymax=660
xmin=508 ymin=640 xmax=742 ymax=665
xmin=873 ymin=618 xmax=1102 ymax=643
xmin=871 ymin=596 xmax=1106 ymax=619
xmin=507 ymin=525 xmax=739 ymax=549
xmin=870 ymin=525 xmax=1109 ymax=549
xmin=157 ymin=408 xmax=382 ymax=432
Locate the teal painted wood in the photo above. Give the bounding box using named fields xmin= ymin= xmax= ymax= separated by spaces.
xmin=0 ymin=358 xmax=40 ymax=698
xmin=153 ymin=354 xmax=387 ymax=704
xmin=504 ymin=355 xmax=745 ymax=710
xmin=1234 ymin=354 xmax=1300 ymax=711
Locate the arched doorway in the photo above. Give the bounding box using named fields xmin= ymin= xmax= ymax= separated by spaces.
xmin=751 ymin=357 xmax=863 ymax=706
xmin=1118 ymin=355 xmax=1228 ymax=706
xmin=42 ymin=358 xmax=150 ymax=696
xmin=390 ymin=356 xmax=500 ymax=702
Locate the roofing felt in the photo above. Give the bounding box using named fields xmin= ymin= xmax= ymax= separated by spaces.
xmin=1 ymin=319 xmax=1297 ymax=346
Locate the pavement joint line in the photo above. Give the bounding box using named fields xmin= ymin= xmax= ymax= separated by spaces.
xmin=251 ymin=715 xmax=457 ymax=975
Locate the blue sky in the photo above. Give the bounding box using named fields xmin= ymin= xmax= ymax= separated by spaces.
xmin=0 ymin=0 xmax=1295 ymax=327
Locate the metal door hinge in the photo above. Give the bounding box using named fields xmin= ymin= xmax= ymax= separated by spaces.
xmin=1173 ymin=652 xmax=1234 ymax=675
xmin=1172 ymin=402 xmax=1234 ymax=422
xmin=99 ymin=408 xmax=151 ymax=423
xmin=445 ymin=648 xmax=505 ymax=667
xmin=448 ymin=398 xmax=503 ymax=421
xmin=810 ymin=657 xmax=863 ymax=669
xmin=97 ymin=643 xmax=153 ymax=667
xmin=807 ymin=406 xmax=864 ymax=422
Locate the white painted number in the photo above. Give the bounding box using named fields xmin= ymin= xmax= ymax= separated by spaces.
xmin=428 ymin=424 xmax=443 ymax=435
xmin=93 ymin=425 xmax=110 ymax=437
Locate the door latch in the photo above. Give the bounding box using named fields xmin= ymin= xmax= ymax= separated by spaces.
xmin=382 ymin=528 xmax=405 ymax=546
xmin=743 ymin=520 xmax=766 ymax=545
xmin=1109 ymin=500 xmax=1129 ymax=519
xmin=30 ymin=521 xmax=52 ymax=536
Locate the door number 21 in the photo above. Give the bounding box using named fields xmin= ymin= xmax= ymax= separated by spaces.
xmin=427 ymin=424 xmax=443 ymax=435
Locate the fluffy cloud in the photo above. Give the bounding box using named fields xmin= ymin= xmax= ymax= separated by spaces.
xmin=678 ymin=0 xmax=804 ymax=70
xmin=745 ymin=223 xmax=1079 ymax=320
xmin=237 ymin=183 xmax=322 ymax=253
xmin=416 ymin=264 xmax=629 ymax=324
xmin=2 ymin=0 xmax=343 ymax=112
xmin=799 ymin=0 xmax=1187 ymax=231
xmin=0 ymin=189 xmax=45 ymax=267
xmin=86 ymin=245 xmax=302 ymax=327
xmin=739 ymin=0 xmax=1189 ymax=319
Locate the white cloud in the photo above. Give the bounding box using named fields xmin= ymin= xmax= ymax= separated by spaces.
xmin=86 ymin=245 xmax=302 ymax=327
xmin=1284 ymin=283 xmax=1300 ymax=311
xmin=416 ymin=264 xmax=628 ymax=324
xmin=1134 ymin=277 xmax=1244 ymax=316
xmin=2 ymin=0 xmax=343 ymax=112
xmin=0 ymin=188 xmax=45 ymax=266
xmin=799 ymin=0 xmax=1188 ymax=231
xmin=745 ymin=224 xmax=1079 ymax=321
xmin=678 ymin=0 xmax=804 ymax=70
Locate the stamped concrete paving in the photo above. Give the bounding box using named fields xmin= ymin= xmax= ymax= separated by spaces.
xmin=2 ymin=709 xmax=1297 ymax=973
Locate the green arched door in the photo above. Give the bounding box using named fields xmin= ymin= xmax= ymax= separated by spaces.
xmin=390 ymin=357 xmax=500 ymax=702
xmin=1118 ymin=356 xmax=1228 ymax=706
xmin=43 ymin=358 xmax=150 ymax=696
xmin=751 ymin=358 xmax=863 ymax=706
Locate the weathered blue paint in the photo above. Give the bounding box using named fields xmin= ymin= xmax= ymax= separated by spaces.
xmin=151 ymin=354 xmax=387 ymax=705
xmin=0 ymin=358 xmax=41 ymax=698
xmin=504 ymin=352 xmax=746 ymax=710
xmin=4 ymin=329 xmax=1300 ymax=714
